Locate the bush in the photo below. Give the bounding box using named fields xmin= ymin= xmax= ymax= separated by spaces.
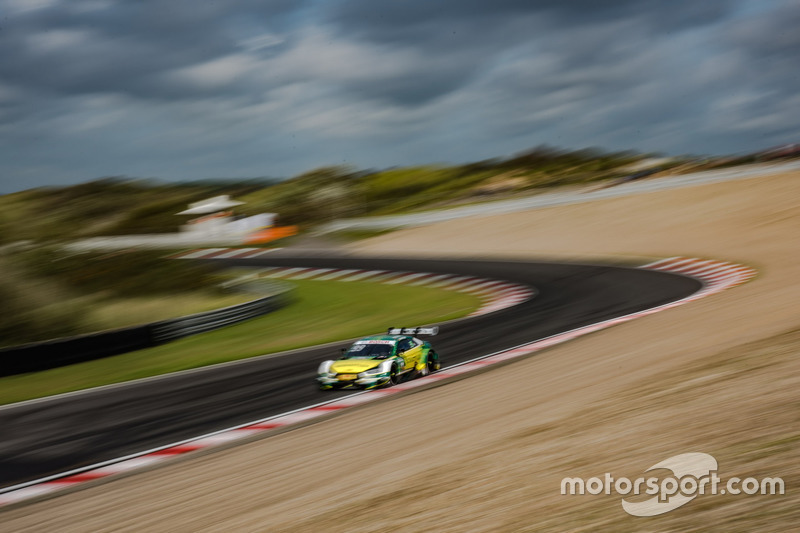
xmin=240 ymin=166 xmax=364 ymax=226
xmin=14 ymin=248 xmax=221 ymax=298
xmin=0 ymin=260 xmax=88 ymax=346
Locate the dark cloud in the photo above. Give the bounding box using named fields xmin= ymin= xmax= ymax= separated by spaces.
xmin=322 ymin=0 xmax=739 ymax=105
xmin=0 ymin=0 xmax=304 ymax=100
xmin=725 ymin=2 xmax=800 ymax=74
xmin=0 ymin=0 xmax=797 ymax=193
xmin=327 ymin=0 xmax=736 ymax=42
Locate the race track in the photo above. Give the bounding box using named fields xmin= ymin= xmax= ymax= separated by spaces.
xmin=0 ymin=255 xmax=700 ymax=491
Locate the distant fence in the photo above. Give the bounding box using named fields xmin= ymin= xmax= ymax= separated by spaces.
xmin=0 ymin=291 xmax=291 ymax=377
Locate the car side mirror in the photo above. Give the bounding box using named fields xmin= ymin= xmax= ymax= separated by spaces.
xmin=340 ymin=348 xmax=347 ymax=355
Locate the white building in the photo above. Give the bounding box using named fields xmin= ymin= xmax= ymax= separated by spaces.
xmin=68 ymin=195 xmax=282 ymax=251
xmin=177 ymin=196 xmax=275 ymax=239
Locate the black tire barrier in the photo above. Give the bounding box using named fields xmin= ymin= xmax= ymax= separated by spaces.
xmin=0 ymin=292 xmax=291 ymax=377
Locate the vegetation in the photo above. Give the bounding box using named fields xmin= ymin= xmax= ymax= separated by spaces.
xmin=1 ymin=145 xmax=784 ymax=244
xmin=12 ymin=248 xmax=219 ymax=297
xmin=0 ymin=177 xmax=278 ymax=243
xmin=0 ymin=248 xmax=232 ymax=347
xmin=238 ymin=147 xmax=644 ymax=224
xmin=0 ymin=257 xmax=88 ymax=347
xmin=0 ymin=146 xmax=650 ymax=243
xmin=0 ymin=279 xmax=481 ymax=405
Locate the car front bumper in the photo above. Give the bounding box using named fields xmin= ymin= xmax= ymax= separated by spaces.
xmin=317 ymin=373 xmax=390 ymax=390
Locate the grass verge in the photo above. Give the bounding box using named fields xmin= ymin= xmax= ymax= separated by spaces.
xmin=0 ymin=279 xmax=480 ymax=405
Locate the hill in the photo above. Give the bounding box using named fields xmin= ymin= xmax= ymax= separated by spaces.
xmin=0 ymin=147 xmax=659 ymax=245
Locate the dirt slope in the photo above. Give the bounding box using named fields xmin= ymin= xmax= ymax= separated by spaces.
xmin=2 ymin=172 xmax=799 ymax=532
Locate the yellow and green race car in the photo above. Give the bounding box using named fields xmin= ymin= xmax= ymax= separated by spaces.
xmin=317 ymin=327 xmax=440 ymax=390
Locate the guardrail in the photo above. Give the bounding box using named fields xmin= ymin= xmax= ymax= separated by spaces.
xmin=151 ymin=291 xmax=287 ymax=343
xmin=0 ymin=289 xmax=291 ymax=377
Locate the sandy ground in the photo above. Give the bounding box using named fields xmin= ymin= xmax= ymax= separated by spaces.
xmin=3 ymin=171 xmax=799 ymax=532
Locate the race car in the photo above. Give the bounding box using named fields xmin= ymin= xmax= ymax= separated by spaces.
xmin=317 ymin=327 xmax=440 ymax=390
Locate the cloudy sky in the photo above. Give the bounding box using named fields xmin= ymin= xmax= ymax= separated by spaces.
xmin=1 ymin=0 xmax=798 ymax=192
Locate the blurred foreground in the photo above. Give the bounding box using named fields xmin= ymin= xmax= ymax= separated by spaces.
xmin=2 ymin=168 xmax=798 ymax=530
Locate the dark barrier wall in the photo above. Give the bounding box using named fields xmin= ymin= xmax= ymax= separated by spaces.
xmin=0 ymin=292 xmax=289 ymax=377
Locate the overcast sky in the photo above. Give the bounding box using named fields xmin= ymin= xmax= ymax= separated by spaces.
xmin=1 ymin=0 xmax=798 ymax=192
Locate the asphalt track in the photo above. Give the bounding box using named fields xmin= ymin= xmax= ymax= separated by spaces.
xmin=0 ymin=255 xmax=701 ymax=490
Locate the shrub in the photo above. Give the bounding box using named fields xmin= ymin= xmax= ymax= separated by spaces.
xmin=14 ymin=248 xmax=221 ymax=298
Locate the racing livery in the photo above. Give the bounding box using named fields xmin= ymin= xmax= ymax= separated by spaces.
xmin=317 ymin=327 xmax=440 ymax=390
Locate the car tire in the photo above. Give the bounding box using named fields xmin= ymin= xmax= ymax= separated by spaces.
xmin=388 ymin=364 xmax=400 ymax=386
xmin=428 ymin=351 xmax=440 ymax=373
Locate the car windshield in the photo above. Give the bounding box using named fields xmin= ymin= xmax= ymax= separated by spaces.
xmin=342 ymin=343 xmax=393 ymax=359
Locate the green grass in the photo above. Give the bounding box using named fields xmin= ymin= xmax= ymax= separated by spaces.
xmin=0 ymin=279 xmax=480 ymax=405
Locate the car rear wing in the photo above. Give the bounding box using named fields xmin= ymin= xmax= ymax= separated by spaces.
xmin=387 ymin=326 xmax=439 ymax=336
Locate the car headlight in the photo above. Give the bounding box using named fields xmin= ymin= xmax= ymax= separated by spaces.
xmin=361 ymin=366 xmax=388 ymax=377
xmin=318 ymin=361 xmax=335 ymax=376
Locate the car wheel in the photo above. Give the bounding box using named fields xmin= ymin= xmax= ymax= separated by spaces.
xmin=388 ymin=364 xmax=400 ymax=386
xmin=428 ymin=351 xmax=440 ymax=373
